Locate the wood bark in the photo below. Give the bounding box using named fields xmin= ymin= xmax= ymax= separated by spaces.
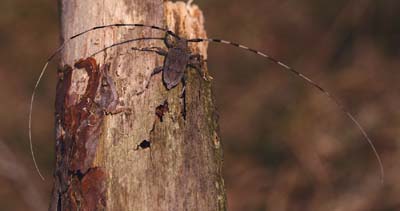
xmin=51 ymin=0 xmax=226 ymax=210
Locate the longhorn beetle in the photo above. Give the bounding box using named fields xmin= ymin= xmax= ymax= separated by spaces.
xmin=29 ymin=23 xmax=384 ymax=182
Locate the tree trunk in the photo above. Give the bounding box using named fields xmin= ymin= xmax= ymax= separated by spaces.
xmin=50 ymin=0 xmax=226 ymax=210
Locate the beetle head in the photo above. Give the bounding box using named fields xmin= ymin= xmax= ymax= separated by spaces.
xmin=164 ymin=33 xmax=187 ymax=49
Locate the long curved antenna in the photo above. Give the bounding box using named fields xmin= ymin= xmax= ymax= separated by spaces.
xmin=29 ymin=34 xmax=166 ymax=181
xmin=69 ymin=23 xmax=179 ymax=40
xmin=89 ymin=37 xmax=165 ymax=57
xmin=28 ymin=62 xmax=48 ymax=181
xmin=188 ymin=38 xmax=384 ymax=183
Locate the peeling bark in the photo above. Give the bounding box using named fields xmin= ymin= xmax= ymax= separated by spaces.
xmin=51 ymin=1 xmax=226 ymax=210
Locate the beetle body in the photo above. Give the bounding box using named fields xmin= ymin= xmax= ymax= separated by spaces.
xmin=162 ymin=39 xmax=191 ymax=89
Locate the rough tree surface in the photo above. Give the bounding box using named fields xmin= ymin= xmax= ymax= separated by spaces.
xmin=50 ymin=0 xmax=226 ymax=210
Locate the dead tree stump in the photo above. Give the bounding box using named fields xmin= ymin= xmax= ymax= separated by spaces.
xmin=50 ymin=1 xmax=226 ymax=210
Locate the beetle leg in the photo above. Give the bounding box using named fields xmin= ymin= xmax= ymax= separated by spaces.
xmin=150 ymin=66 xmax=163 ymax=77
xmin=129 ymin=46 xmax=168 ymax=95
xmin=188 ymin=54 xmax=213 ymax=81
xmin=131 ymin=46 xmax=167 ymax=56
xmin=135 ymin=66 xmax=164 ymax=96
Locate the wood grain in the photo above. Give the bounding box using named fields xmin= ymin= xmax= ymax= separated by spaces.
xmin=51 ymin=1 xmax=226 ymax=210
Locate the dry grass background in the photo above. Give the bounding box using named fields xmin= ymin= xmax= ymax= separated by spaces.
xmin=0 ymin=0 xmax=399 ymax=210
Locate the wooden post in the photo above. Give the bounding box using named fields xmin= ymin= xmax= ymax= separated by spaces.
xmin=50 ymin=0 xmax=226 ymax=210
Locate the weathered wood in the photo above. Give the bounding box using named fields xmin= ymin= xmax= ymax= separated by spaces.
xmin=51 ymin=0 xmax=226 ymax=210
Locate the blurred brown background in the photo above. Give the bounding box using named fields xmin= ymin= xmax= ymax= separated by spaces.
xmin=0 ymin=0 xmax=399 ymax=210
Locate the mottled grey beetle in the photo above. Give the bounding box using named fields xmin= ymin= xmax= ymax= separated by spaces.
xmin=130 ymin=33 xmax=209 ymax=93
xmin=29 ymin=23 xmax=383 ymax=182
